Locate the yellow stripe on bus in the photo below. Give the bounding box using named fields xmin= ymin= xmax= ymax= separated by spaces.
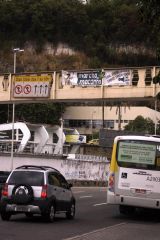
xmin=110 ymin=142 xmax=118 ymax=172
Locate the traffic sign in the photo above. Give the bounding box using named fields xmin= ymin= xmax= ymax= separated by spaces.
xmin=13 ymin=74 xmax=52 ymax=98
xmin=15 ymin=85 xmax=22 ymax=95
xmin=24 ymin=85 xmax=31 ymax=94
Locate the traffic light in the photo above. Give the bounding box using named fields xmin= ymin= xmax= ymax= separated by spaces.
xmin=153 ymin=72 xmax=160 ymax=84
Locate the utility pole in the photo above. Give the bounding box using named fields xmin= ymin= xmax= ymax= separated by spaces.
xmin=11 ymin=48 xmax=24 ymax=170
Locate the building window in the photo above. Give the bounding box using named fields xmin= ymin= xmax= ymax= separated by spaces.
xmin=64 ymin=119 xmax=115 ymax=129
xmin=104 ymin=120 xmax=114 ymax=129
xmin=64 ymin=120 xmax=69 ymax=127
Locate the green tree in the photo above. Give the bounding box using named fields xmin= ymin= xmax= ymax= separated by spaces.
xmin=0 ymin=103 xmax=65 ymax=125
xmin=137 ymin=0 xmax=160 ymax=58
xmin=124 ymin=115 xmax=155 ymax=134
xmin=0 ymin=0 xmax=158 ymax=69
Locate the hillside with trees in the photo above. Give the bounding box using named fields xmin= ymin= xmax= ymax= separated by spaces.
xmin=0 ymin=0 xmax=158 ymax=73
xmin=0 ymin=0 xmax=159 ymax=125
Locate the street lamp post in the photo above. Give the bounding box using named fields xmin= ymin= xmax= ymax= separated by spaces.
xmin=11 ymin=48 xmax=24 ymax=170
xmin=155 ymin=97 xmax=157 ymax=135
xmin=91 ymin=110 xmax=96 ymax=140
xmin=59 ymin=117 xmax=64 ymax=155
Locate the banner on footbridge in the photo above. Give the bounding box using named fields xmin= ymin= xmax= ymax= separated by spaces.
xmin=61 ymin=69 xmax=132 ymax=86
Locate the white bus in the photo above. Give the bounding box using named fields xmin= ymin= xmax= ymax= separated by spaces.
xmin=107 ymin=135 xmax=160 ymax=214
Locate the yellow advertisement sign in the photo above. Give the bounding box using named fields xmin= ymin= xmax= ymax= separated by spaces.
xmin=14 ymin=74 xmax=52 ymax=82
xmin=65 ymin=135 xmax=79 ymax=143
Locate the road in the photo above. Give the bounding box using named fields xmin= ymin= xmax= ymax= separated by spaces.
xmin=0 ymin=187 xmax=160 ymax=240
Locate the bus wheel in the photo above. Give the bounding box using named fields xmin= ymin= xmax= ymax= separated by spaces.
xmin=119 ymin=205 xmax=135 ymax=215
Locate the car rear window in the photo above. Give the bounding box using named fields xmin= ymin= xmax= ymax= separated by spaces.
xmin=8 ymin=171 xmax=44 ymax=186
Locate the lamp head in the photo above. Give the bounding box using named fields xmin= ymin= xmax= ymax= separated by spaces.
xmin=13 ymin=48 xmax=24 ymax=52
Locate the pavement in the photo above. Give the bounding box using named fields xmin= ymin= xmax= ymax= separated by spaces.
xmin=64 ymin=221 xmax=160 ymax=240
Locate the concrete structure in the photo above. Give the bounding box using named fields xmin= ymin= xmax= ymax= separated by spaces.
xmin=0 ymin=122 xmax=108 ymax=182
xmin=63 ymin=106 xmax=160 ymax=133
xmin=0 ymin=66 xmax=160 ymax=104
xmin=0 ymin=153 xmax=109 ymax=182
xmin=0 ymin=122 xmax=86 ymax=155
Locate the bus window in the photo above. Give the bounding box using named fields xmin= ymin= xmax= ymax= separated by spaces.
xmin=116 ymin=140 xmax=157 ymax=170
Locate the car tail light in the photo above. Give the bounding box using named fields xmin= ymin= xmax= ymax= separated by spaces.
xmin=108 ymin=173 xmax=115 ymax=192
xmin=2 ymin=183 xmax=8 ymax=197
xmin=41 ymin=185 xmax=47 ymax=199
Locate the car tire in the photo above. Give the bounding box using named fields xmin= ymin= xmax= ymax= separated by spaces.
xmin=66 ymin=202 xmax=75 ymax=219
xmin=43 ymin=204 xmax=55 ymax=223
xmin=1 ymin=212 xmax=11 ymax=221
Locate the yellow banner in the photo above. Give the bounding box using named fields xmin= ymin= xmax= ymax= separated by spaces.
xmin=65 ymin=135 xmax=79 ymax=143
xmin=14 ymin=74 xmax=52 ymax=82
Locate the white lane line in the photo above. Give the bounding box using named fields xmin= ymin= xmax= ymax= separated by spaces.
xmin=79 ymin=195 xmax=93 ymax=199
xmin=63 ymin=222 xmax=127 ymax=240
xmin=93 ymin=202 xmax=108 ymax=206
xmin=73 ymin=191 xmax=85 ymax=194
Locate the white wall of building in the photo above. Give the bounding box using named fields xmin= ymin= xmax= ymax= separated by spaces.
xmin=63 ymin=106 xmax=160 ymax=131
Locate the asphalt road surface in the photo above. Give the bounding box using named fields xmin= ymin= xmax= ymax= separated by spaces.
xmin=0 ymin=187 xmax=160 ymax=240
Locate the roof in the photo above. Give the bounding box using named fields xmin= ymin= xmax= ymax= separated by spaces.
xmin=114 ymin=135 xmax=160 ymax=143
xmin=15 ymin=165 xmax=59 ymax=172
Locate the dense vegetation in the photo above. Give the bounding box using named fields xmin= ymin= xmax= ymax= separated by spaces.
xmin=0 ymin=0 xmax=159 ymax=125
xmin=124 ymin=115 xmax=159 ymax=134
xmin=0 ymin=103 xmax=65 ymax=125
xmin=0 ymin=0 xmax=158 ymax=72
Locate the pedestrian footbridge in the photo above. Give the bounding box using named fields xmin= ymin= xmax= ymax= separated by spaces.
xmin=0 ymin=66 xmax=160 ymax=104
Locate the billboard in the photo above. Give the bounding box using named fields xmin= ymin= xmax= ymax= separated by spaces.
xmin=77 ymin=72 xmax=102 ymax=86
xmin=61 ymin=70 xmax=102 ymax=86
xmin=64 ymin=128 xmax=86 ymax=144
xmin=102 ymin=69 xmax=132 ymax=86
xmin=13 ymin=74 xmax=53 ymax=98
xmin=62 ymin=69 xmax=132 ymax=87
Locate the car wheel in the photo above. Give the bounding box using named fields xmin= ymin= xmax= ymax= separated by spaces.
xmin=66 ymin=202 xmax=75 ymax=219
xmin=1 ymin=212 xmax=11 ymax=221
xmin=43 ymin=204 xmax=55 ymax=222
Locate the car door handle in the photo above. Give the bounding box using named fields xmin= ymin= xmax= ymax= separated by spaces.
xmin=54 ymin=188 xmax=57 ymax=191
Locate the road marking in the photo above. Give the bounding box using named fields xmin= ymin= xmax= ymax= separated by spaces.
xmin=73 ymin=191 xmax=85 ymax=194
xmin=79 ymin=195 xmax=93 ymax=199
xmin=63 ymin=222 xmax=127 ymax=240
xmin=93 ymin=202 xmax=108 ymax=206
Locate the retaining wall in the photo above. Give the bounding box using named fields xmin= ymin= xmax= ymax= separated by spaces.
xmin=0 ymin=153 xmax=109 ymax=185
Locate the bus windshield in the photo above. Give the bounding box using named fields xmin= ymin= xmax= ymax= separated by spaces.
xmin=117 ymin=140 xmax=160 ymax=170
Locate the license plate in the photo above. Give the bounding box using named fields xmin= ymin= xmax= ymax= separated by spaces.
xmin=15 ymin=206 xmax=29 ymax=212
xmin=135 ymin=189 xmax=146 ymax=194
